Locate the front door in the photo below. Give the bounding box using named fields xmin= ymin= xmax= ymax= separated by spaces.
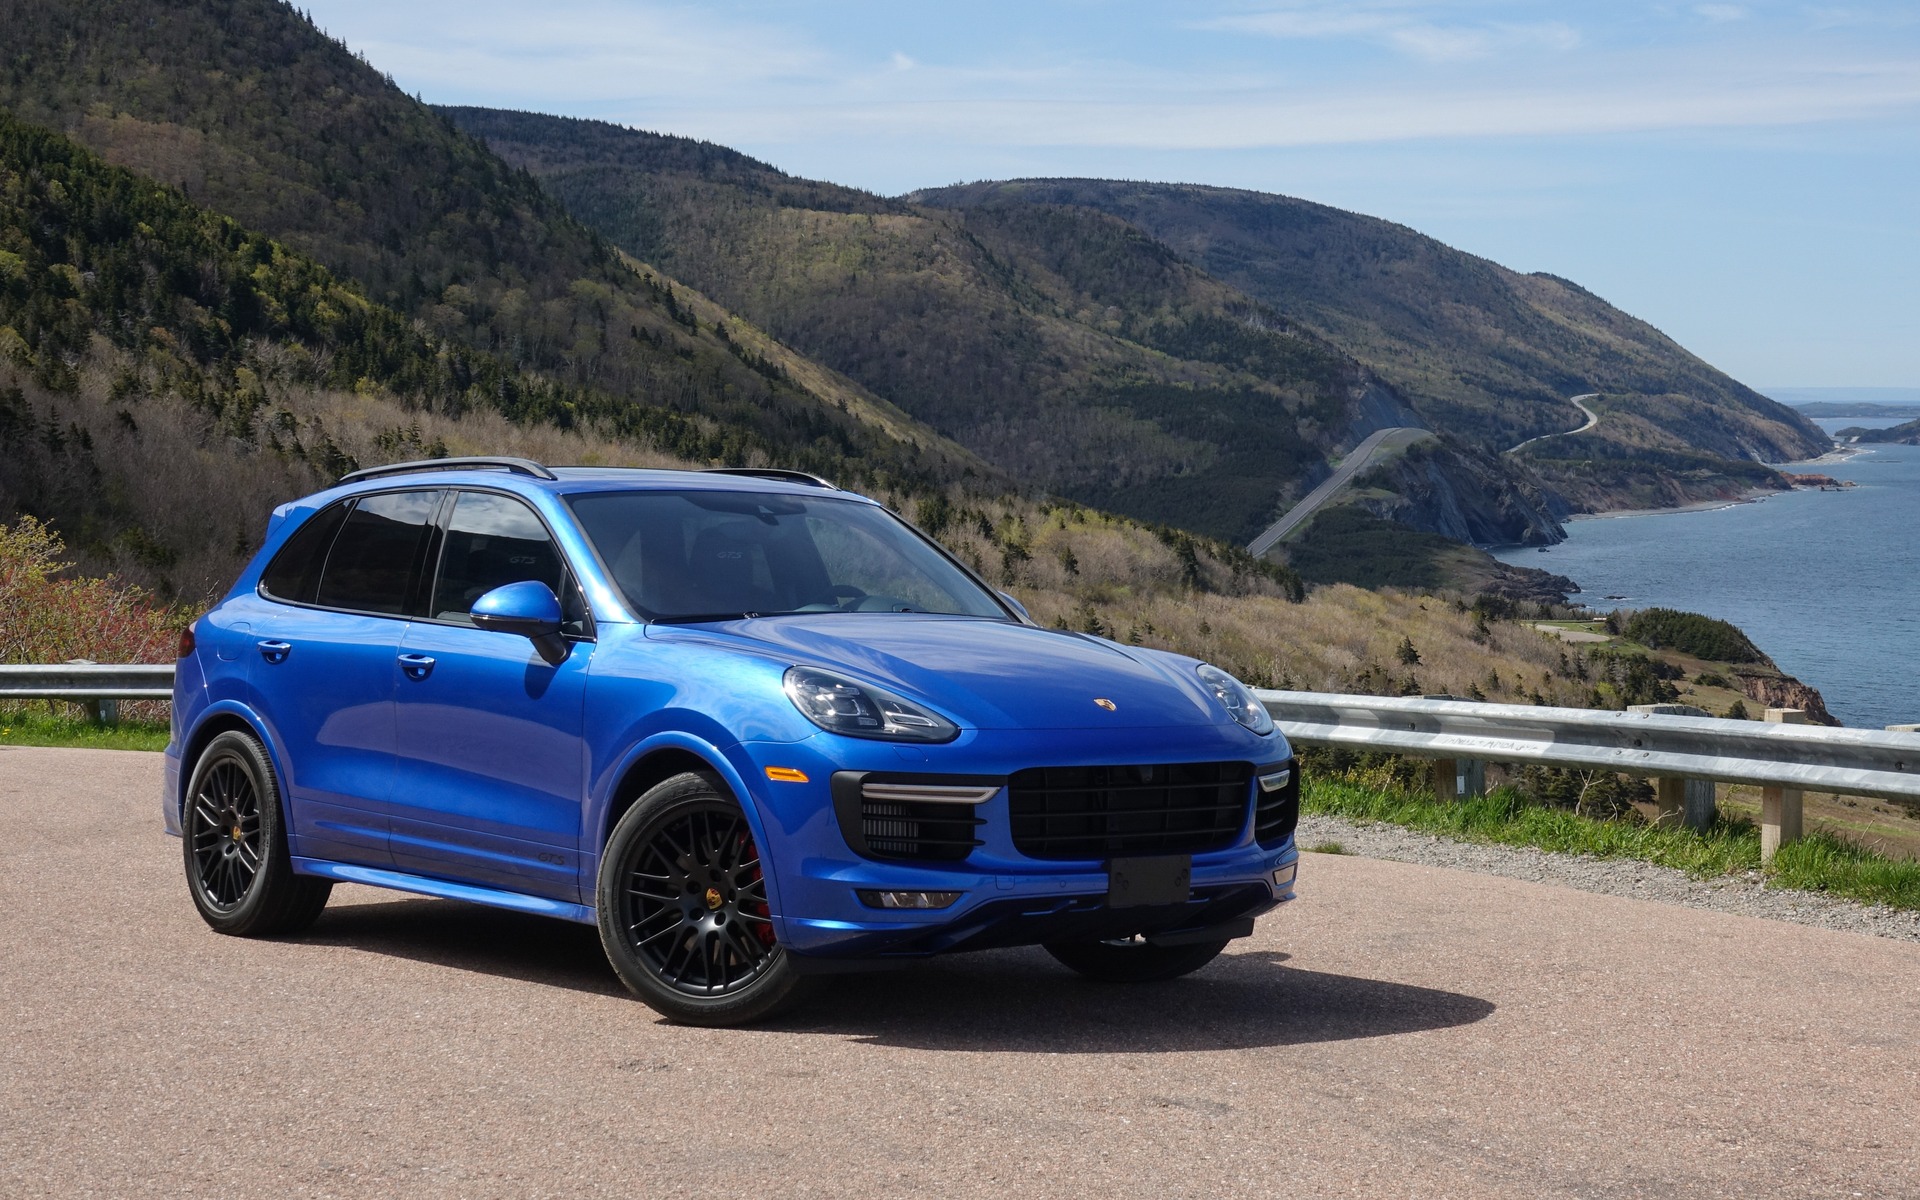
xmin=388 ymin=489 xmax=590 ymax=900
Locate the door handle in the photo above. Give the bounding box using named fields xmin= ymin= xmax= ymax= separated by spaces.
xmin=398 ymin=653 xmax=436 ymax=681
xmin=256 ymin=640 xmax=292 ymax=664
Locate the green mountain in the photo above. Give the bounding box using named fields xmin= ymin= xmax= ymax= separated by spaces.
xmin=442 ymin=108 xmax=1824 ymax=548
xmin=439 ymin=106 xmax=1461 ymax=545
xmin=1836 ymin=418 xmax=1920 ymax=445
xmin=911 ymin=180 xmax=1828 ymax=489
xmin=0 ymin=0 xmax=981 ymax=493
xmin=0 ymin=109 xmax=814 ymax=592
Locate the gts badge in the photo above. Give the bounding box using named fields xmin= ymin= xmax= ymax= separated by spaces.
xmin=536 ymin=851 xmax=566 ymax=866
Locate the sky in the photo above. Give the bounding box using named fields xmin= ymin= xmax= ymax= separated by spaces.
xmin=302 ymin=0 xmax=1920 ymax=390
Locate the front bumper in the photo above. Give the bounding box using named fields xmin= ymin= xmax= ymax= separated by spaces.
xmin=730 ymin=724 xmax=1300 ymax=961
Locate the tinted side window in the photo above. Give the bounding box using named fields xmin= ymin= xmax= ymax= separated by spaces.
xmin=259 ymin=501 xmax=350 ymax=604
xmin=315 ymin=490 xmax=441 ymax=615
xmin=431 ymin=491 xmax=583 ymax=633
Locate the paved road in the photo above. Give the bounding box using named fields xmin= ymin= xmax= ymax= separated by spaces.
xmin=5 ymin=745 xmax=1918 ymax=1198
xmin=1508 ymin=393 xmax=1601 ymax=454
xmin=1248 ymin=426 xmax=1432 ymax=557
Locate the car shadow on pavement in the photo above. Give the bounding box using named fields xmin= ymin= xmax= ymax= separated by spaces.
xmin=305 ymin=898 xmax=1494 ymax=1052
xmin=773 ymin=948 xmax=1496 ymax=1053
xmin=304 ymin=896 xmax=627 ymax=997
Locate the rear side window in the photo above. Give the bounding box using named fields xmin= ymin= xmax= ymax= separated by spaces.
xmin=259 ymin=501 xmax=350 ymax=604
xmin=314 ymin=490 xmax=442 ymax=615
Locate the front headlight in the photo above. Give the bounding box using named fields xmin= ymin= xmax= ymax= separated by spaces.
xmin=783 ymin=667 xmax=960 ymax=743
xmin=1197 ymin=663 xmax=1276 ymax=735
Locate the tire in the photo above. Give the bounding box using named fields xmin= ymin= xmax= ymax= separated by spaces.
xmin=182 ymin=730 xmax=332 ymax=937
xmin=1043 ymin=935 xmax=1230 ymax=983
xmin=597 ymin=772 xmax=817 ymax=1026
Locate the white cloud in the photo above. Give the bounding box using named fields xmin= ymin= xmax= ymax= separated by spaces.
xmin=304 ymin=0 xmax=1920 ymax=155
xmin=1197 ymin=4 xmax=1581 ymax=62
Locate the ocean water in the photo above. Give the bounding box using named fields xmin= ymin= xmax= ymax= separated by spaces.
xmin=1493 ymin=419 xmax=1919 ymax=729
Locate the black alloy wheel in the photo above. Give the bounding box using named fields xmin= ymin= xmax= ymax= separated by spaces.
xmin=624 ymin=803 xmax=776 ymax=994
xmin=181 ymin=730 xmax=332 ymax=936
xmin=188 ymin=755 xmax=262 ymax=910
xmin=598 ymin=772 xmax=816 ymax=1025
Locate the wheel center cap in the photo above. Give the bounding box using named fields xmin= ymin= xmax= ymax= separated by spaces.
xmin=230 ymin=825 xmax=243 ymax=842
xmin=704 ymin=887 xmax=724 ymax=911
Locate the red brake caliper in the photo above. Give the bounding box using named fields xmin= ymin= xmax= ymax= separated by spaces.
xmin=740 ymin=830 xmax=776 ymax=947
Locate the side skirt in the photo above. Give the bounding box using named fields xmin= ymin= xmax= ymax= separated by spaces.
xmin=291 ymin=857 xmax=597 ymax=925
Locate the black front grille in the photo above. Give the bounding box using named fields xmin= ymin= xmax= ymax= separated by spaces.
xmin=1008 ymin=762 xmax=1254 ymax=859
xmin=859 ymin=799 xmax=983 ymax=862
xmin=1255 ymin=758 xmax=1301 ymax=846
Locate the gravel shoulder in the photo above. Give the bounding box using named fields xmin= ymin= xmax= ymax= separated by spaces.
xmin=1300 ymin=812 xmax=1920 ymax=943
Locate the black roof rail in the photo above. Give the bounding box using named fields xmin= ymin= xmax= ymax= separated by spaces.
xmin=701 ymin=467 xmax=838 ymax=490
xmin=337 ymin=456 xmax=558 ymax=484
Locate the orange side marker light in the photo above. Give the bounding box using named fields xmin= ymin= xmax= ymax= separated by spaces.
xmin=764 ymin=767 xmax=810 ymax=784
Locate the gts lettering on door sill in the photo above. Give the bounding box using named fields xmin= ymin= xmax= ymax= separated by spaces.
xmin=536 ymin=851 xmax=566 ymax=866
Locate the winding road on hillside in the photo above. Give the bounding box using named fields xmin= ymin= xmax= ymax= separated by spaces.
xmin=1507 ymin=393 xmax=1601 ymax=454
xmin=1248 ymin=426 xmax=1432 ymax=557
xmin=7 ymin=745 xmax=1917 ymax=1197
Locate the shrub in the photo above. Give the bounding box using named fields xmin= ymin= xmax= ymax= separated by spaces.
xmin=0 ymin=516 xmax=184 ymax=665
xmin=1623 ymin=608 xmax=1766 ymax=664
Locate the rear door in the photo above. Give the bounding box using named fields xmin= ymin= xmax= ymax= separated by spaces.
xmin=250 ymin=489 xmax=441 ymax=866
xmin=387 ymin=489 xmax=592 ymax=900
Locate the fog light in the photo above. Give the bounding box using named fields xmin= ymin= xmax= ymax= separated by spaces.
xmin=1258 ymin=767 xmax=1292 ymax=793
xmin=1272 ymin=862 xmax=1297 ymax=889
xmin=857 ymin=889 xmax=962 ymax=910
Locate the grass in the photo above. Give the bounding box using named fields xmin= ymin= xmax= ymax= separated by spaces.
xmin=1305 ymin=776 xmax=1920 ymax=912
xmin=0 ymin=708 xmax=170 ymax=751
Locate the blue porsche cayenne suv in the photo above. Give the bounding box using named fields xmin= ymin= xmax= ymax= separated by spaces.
xmin=165 ymin=457 xmax=1300 ymax=1024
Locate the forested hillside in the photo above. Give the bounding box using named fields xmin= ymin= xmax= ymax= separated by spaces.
xmin=0 ymin=0 xmax=978 ymax=491
xmin=447 ymin=107 xmax=1825 ymax=542
xmin=441 ymin=106 xmax=1453 ymax=545
xmin=914 ymin=180 xmax=1828 ymax=499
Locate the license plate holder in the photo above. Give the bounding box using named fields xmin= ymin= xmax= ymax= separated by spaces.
xmin=1107 ymin=855 xmax=1192 ymax=908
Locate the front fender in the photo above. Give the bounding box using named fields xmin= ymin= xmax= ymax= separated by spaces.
xmin=581 ymin=730 xmax=793 ymax=934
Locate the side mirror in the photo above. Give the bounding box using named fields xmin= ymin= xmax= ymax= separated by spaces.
xmin=998 ymin=591 xmax=1033 ymax=623
xmin=471 ymin=581 xmax=569 ymax=666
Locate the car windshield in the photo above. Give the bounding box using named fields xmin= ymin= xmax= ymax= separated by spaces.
xmin=566 ymin=489 xmax=1009 ymax=622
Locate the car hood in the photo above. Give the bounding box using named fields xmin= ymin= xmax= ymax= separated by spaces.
xmin=652 ymin=614 xmax=1229 ymax=731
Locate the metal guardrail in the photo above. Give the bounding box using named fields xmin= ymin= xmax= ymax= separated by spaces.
xmin=0 ymin=663 xmax=176 ymax=700
xmin=0 ymin=662 xmax=175 ymax=724
xmin=1257 ymin=689 xmax=1920 ymax=860
xmin=1256 ymin=690 xmax=1920 ymax=803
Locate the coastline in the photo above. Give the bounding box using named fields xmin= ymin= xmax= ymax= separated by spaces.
xmin=1565 ymin=487 xmax=1775 ymax=523
xmin=1565 ymin=441 xmax=1865 ymax=524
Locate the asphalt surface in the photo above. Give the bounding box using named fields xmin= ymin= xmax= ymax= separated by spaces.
xmin=4 ymin=745 xmax=1918 ymax=1198
xmin=1508 ymin=393 xmax=1602 ymax=455
xmin=1247 ymin=426 xmax=1432 ymax=557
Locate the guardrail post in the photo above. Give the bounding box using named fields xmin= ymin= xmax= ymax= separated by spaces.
xmin=87 ymin=698 xmax=119 ymax=726
xmin=1630 ymin=706 xmax=1715 ymax=831
xmin=1432 ymin=759 xmax=1459 ymax=803
xmin=1683 ymin=780 xmax=1717 ymax=831
xmin=1890 ymin=724 xmax=1920 ymax=734
xmin=1460 ymin=759 xmax=1485 ymax=799
xmin=1761 ymin=709 xmax=1808 ymax=862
